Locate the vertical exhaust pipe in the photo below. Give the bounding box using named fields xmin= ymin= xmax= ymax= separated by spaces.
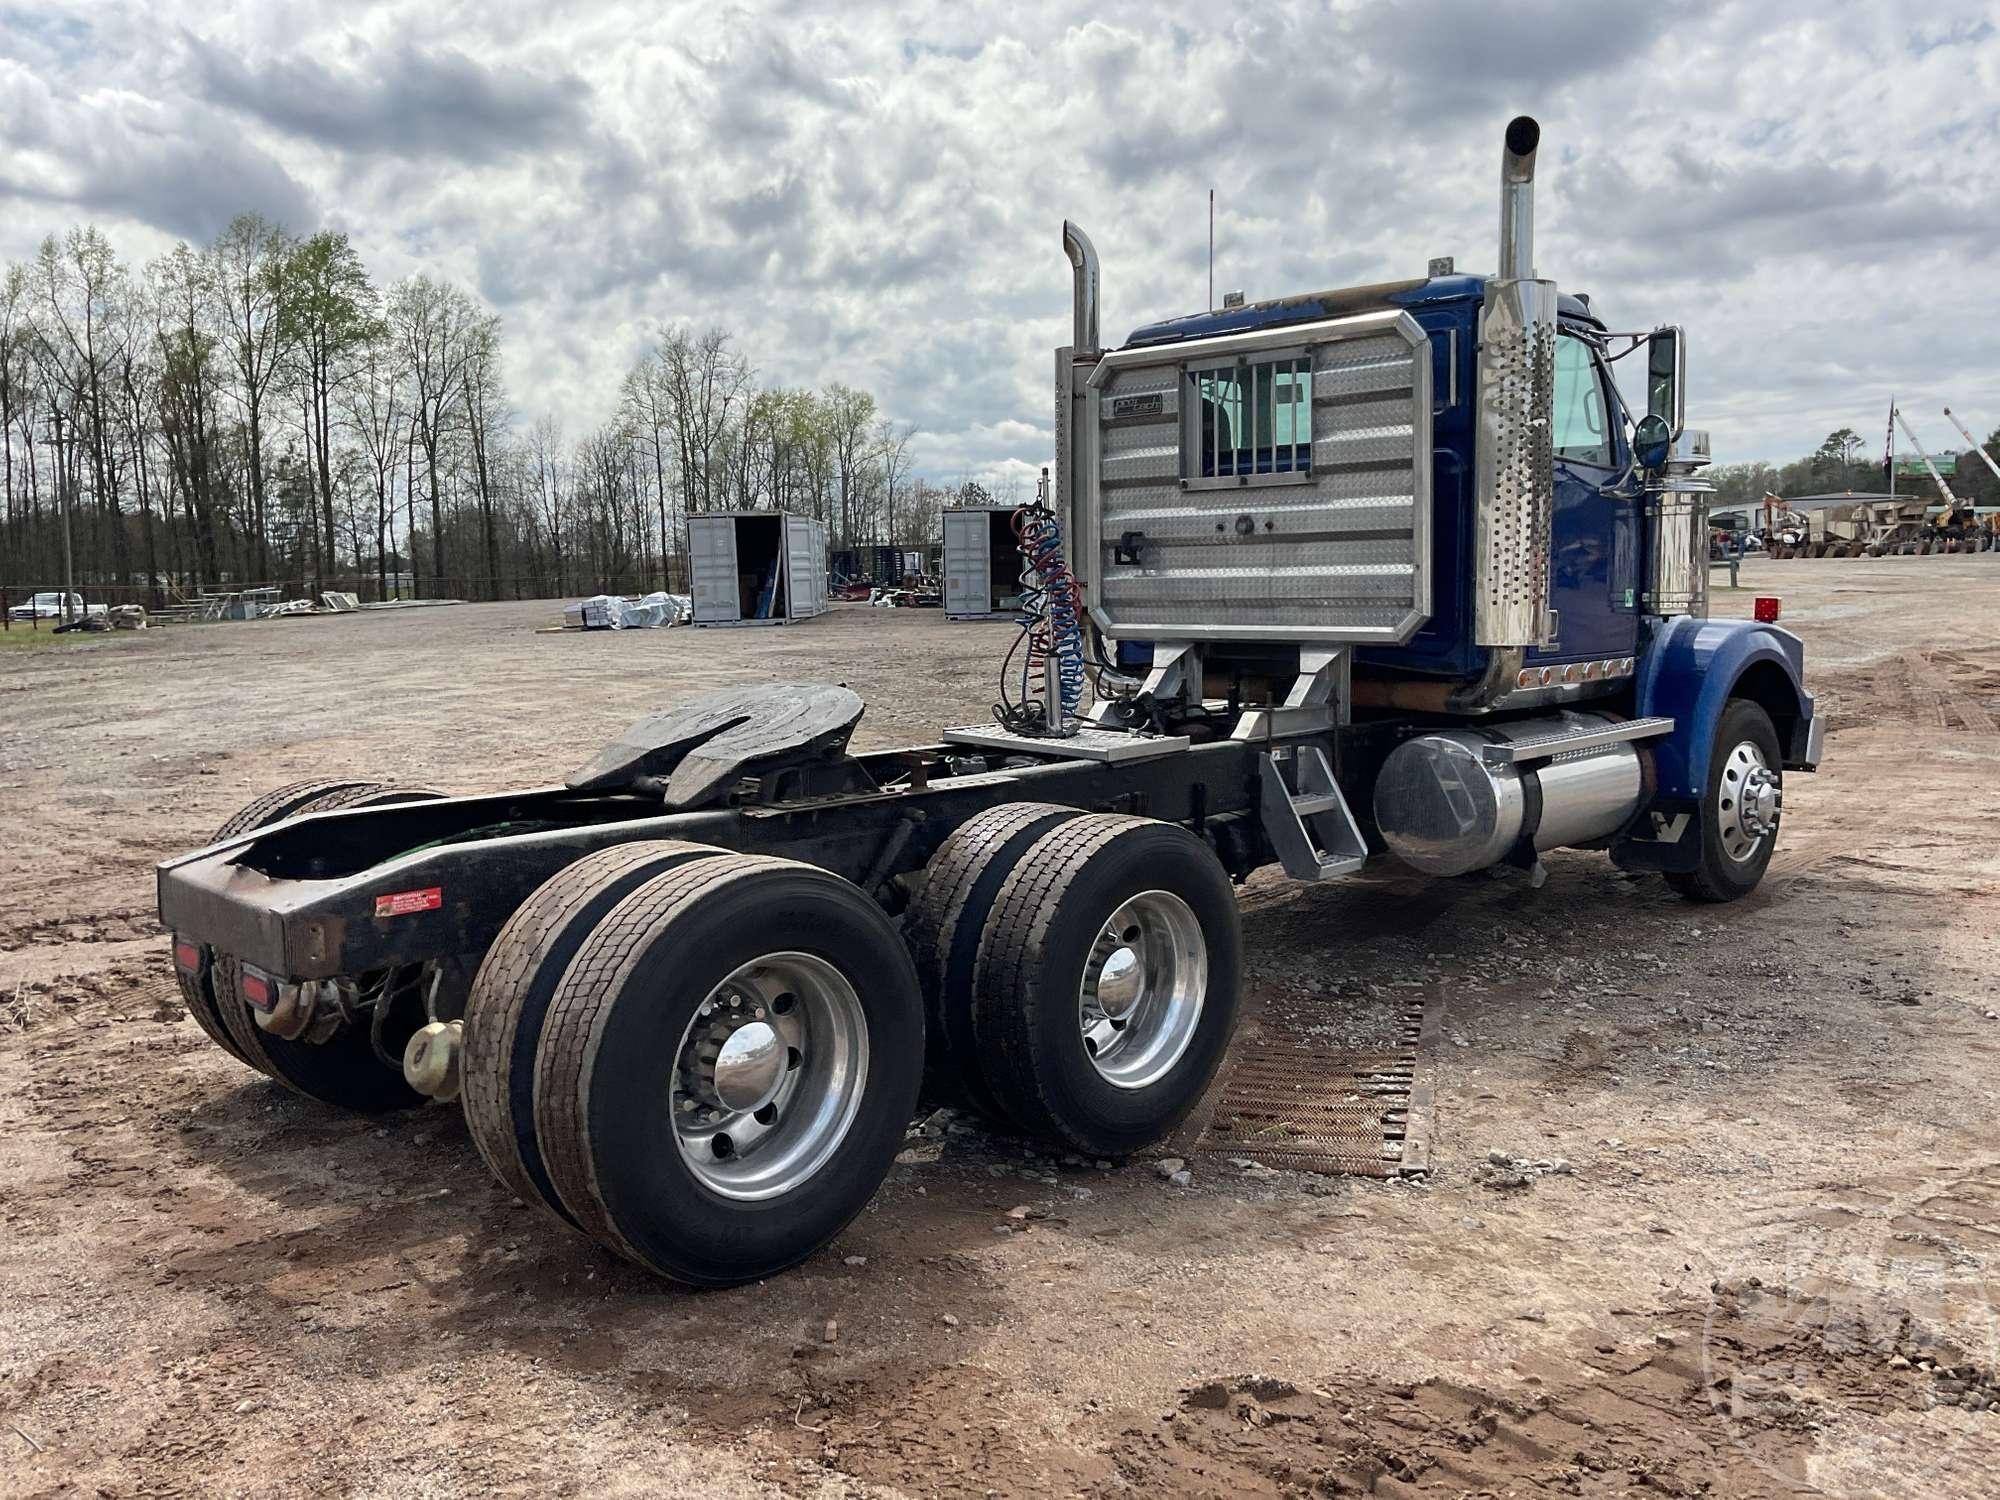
xmin=1063 ymin=220 xmax=1100 ymax=354
xmin=1055 ymin=222 xmax=1102 ymax=606
xmin=1499 ymin=115 xmax=1539 ymax=281
xmin=1470 ymin=113 xmax=1557 ymax=675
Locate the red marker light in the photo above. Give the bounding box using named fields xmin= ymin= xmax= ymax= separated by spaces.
xmin=1754 ymin=597 xmax=1781 ymax=623
xmin=172 ymin=938 xmax=202 ymax=974
xmin=238 ymin=968 xmax=274 ymax=1011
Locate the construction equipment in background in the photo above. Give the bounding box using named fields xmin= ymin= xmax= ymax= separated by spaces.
xmin=1943 ymin=407 xmax=2000 ymax=486
xmin=1762 ymin=491 xmax=1811 ymax=547
xmin=1892 ymin=407 xmax=1981 ymax=539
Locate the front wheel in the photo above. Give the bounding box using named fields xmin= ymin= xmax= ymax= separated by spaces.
xmin=1666 ymin=699 xmax=1782 ymax=903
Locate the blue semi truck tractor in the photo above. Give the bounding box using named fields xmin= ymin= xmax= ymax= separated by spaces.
xmin=156 ymin=116 xmax=1817 ymax=1286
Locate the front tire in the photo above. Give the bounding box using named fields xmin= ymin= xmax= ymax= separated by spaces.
xmin=533 ymin=854 xmax=924 ymax=1285
xmin=1666 ymin=699 xmax=1782 ymax=903
xmin=970 ymin=815 xmax=1242 ymax=1157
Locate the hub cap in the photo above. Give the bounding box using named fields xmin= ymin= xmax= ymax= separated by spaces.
xmin=1716 ymin=739 xmax=1782 ymax=862
xmin=671 ymin=953 xmax=869 ymax=1201
xmin=1077 ymin=890 xmax=1207 ymax=1091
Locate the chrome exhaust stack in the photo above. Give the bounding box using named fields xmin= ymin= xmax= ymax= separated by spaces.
xmin=1498 ymin=114 xmax=1539 ymax=281
xmin=1470 ymin=115 xmax=1559 ymax=688
xmin=1062 ymin=220 xmax=1100 ymax=355
xmin=1056 ymin=222 xmax=1102 ymax=603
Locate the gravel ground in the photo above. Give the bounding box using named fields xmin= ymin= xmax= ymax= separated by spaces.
xmin=2 ymin=558 xmax=1998 ymax=1498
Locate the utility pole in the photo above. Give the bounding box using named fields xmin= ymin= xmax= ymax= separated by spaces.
xmin=47 ymin=409 xmax=75 ymax=626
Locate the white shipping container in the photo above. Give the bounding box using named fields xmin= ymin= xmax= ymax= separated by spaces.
xmin=942 ymin=506 xmax=1026 ymax=620
xmin=690 ymin=512 xmax=828 ymax=626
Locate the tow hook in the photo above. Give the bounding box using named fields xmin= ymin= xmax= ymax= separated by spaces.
xmin=403 ymin=1020 xmax=464 ymax=1102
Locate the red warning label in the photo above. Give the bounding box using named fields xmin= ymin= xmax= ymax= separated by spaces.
xmin=375 ymin=887 xmax=442 ymax=918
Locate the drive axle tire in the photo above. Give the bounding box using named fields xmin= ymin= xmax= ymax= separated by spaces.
xmin=1666 ymin=699 xmax=1783 ymax=903
xmin=534 ymin=854 xmax=924 ymax=1286
xmin=904 ymin=802 xmax=1084 ymax=1123
xmin=172 ymin=779 xmax=382 ymax=1067
xmin=461 ymin=840 xmax=730 ymax=1223
xmin=970 ymin=815 xmax=1241 ymax=1158
xmin=210 ymin=783 xmax=443 ymax=1110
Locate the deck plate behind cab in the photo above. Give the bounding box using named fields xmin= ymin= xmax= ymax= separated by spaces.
xmin=568 ymin=682 xmax=864 ymax=809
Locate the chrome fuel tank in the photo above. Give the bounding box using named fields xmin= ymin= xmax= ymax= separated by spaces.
xmin=1373 ymin=713 xmax=1644 ymax=877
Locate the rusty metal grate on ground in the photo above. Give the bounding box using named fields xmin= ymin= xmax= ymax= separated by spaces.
xmin=1187 ymin=992 xmax=1439 ymax=1178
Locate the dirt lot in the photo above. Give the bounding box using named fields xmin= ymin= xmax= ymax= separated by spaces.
xmin=4 ymin=559 xmax=1999 ymax=1498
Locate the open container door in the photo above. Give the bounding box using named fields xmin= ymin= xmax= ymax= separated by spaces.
xmin=942 ymin=509 xmax=990 ymax=617
xmin=783 ymin=515 xmax=825 ymax=620
xmin=689 ymin=514 xmax=741 ymax=623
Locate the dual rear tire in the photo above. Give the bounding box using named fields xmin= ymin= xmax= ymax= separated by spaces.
xmin=175 ymin=779 xmax=441 ymax=1112
xmin=465 ymin=805 xmax=1241 ymax=1284
xmin=463 ymin=850 xmax=925 ymax=1286
xmin=906 ymin=807 xmax=1242 ymax=1158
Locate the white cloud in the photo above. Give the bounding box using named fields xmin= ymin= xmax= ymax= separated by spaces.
xmin=2 ymin=0 xmax=1997 ymax=475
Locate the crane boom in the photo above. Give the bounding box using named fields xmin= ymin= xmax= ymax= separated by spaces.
xmin=1893 ymin=407 xmax=1961 ymax=510
xmin=1943 ymin=407 xmax=2000 ymax=488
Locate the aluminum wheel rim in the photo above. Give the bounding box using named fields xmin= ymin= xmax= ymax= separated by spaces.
xmin=671 ymin=952 xmax=869 ymax=1202
xmin=1716 ymin=739 xmax=1781 ymax=863
xmin=1077 ymin=890 xmax=1207 ymax=1091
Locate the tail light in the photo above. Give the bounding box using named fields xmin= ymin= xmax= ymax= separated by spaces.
xmin=1753 ymin=597 xmax=1781 ymax=623
xmin=238 ymin=965 xmax=276 ymax=1012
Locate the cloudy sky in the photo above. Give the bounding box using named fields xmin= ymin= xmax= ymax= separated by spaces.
xmin=3 ymin=1 xmax=1997 ymax=492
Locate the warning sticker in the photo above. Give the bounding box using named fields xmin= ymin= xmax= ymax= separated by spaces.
xmin=375 ymin=887 xmax=442 ymax=918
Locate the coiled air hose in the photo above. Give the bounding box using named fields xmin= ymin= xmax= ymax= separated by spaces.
xmin=993 ymin=505 xmax=1086 ymax=735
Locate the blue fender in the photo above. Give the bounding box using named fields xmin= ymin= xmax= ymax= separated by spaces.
xmin=1634 ymin=617 xmax=1817 ymax=801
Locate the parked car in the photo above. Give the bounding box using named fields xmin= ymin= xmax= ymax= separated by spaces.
xmin=7 ymin=591 xmax=107 ymax=622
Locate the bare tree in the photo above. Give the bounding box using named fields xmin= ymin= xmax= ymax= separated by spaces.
xmin=387 ymin=274 xmax=480 ymax=592
xmin=148 ymin=243 xmax=226 ymax=585
xmin=877 ymin=419 xmax=916 ymax=545
xmin=281 ymin=230 xmax=381 ymax=593
xmin=213 ymin=214 xmax=291 ymax=579
xmin=530 ymin=412 xmax=568 ymax=595
xmin=344 ymin=331 xmax=406 ymax=598
xmin=460 ymin=312 xmax=506 ymax=594
xmin=823 ymin=383 xmax=879 ymax=548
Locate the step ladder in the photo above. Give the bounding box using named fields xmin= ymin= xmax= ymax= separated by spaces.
xmin=1260 ymin=743 xmax=1368 ymax=882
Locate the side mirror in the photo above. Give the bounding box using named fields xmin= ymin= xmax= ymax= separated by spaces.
xmin=1647 ymin=327 xmax=1685 ymax=441
xmin=1634 ymin=413 xmax=1672 ymax=471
